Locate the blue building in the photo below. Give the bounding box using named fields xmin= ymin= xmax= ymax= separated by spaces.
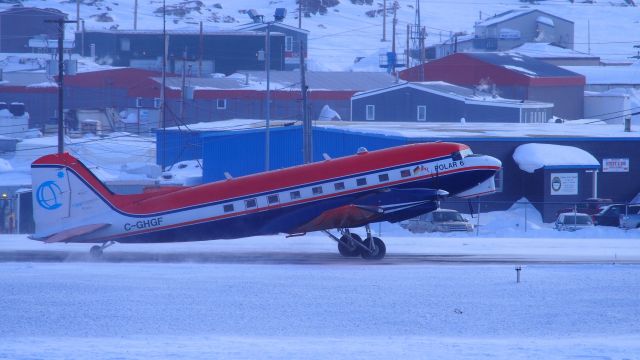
xmin=351 ymin=81 xmax=553 ymax=123
xmin=157 ymin=120 xmax=640 ymax=221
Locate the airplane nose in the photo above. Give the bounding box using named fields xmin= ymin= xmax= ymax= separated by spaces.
xmin=485 ymin=155 xmax=502 ymax=169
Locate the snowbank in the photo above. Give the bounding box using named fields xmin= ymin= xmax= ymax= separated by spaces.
xmin=512 ymin=143 xmax=599 ymax=173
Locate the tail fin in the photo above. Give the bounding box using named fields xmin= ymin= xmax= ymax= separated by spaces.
xmin=31 ymin=153 xmax=113 ymax=239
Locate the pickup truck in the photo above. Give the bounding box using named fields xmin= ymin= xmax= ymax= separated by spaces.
xmin=619 ymin=207 xmax=640 ymax=229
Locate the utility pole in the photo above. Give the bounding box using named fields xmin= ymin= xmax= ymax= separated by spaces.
xmin=265 ymin=23 xmax=271 ymax=171
xmin=391 ymin=1 xmax=397 ymax=73
xmin=298 ymin=0 xmax=302 ymax=28
xmin=382 ymin=0 xmax=387 ymax=41
xmin=180 ymin=48 xmax=187 ymax=123
xmin=134 ymin=0 xmax=138 ymax=30
xmin=45 ymin=18 xmax=76 ymax=154
xmin=160 ymin=0 xmax=167 ymax=169
xmin=76 ymin=0 xmax=80 ymax=32
xmin=300 ymin=42 xmax=311 ymax=164
xmin=199 ymin=21 xmax=203 ymax=77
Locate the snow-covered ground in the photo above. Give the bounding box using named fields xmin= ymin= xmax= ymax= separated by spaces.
xmin=1 ymin=0 xmax=639 ymax=71
xmin=0 ymin=197 xmax=638 ymax=358
xmin=1 ymin=228 xmax=640 ymax=359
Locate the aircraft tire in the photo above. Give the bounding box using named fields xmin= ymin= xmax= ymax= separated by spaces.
xmin=89 ymin=245 xmax=103 ymax=259
xmin=361 ymin=237 xmax=386 ymax=260
xmin=338 ymin=234 xmax=362 ymax=257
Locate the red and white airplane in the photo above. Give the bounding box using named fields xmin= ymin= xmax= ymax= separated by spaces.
xmin=30 ymin=142 xmax=501 ymax=260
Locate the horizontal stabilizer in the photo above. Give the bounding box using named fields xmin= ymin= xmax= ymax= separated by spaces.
xmin=41 ymin=223 xmax=111 ymax=243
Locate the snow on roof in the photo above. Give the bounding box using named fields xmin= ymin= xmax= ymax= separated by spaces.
xmin=562 ymin=64 xmax=640 ymax=85
xmin=512 ymin=143 xmax=599 ymax=173
xmin=155 ymin=71 xmax=396 ymax=92
xmin=164 ymin=119 xmax=300 ymax=132
xmin=477 ymin=9 xmax=571 ymax=27
xmin=465 ymin=53 xmax=581 ymax=78
xmin=476 ymin=9 xmax=532 ymax=27
xmin=536 ymin=16 xmax=554 ymax=26
xmin=511 ymin=43 xmax=598 ymax=59
xmin=314 ymin=121 xmax=640 ymax=139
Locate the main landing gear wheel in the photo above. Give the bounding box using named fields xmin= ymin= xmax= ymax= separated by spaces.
xmin=89 ymin=241 xmax=115 ymax=259
xmin=361 ymin=236 xmax=386 ymax=260
xmin=89 ymin=245 xmax=103 ymax=259
xmin=338 ymin=233 xmax=362 ymax=257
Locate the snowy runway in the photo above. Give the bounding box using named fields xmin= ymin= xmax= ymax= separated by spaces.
xmin=0 ymin=261 xmax=639 ymax=359
xmin=1 ymin=232 xmax=640 ymax=358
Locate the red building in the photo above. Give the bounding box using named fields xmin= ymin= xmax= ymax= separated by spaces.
xmin=400 ymin=53 xmax=585 ymax=119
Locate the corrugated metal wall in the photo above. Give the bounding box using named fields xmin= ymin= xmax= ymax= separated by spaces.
xmin=156 ymin=130 xmax=204 ymax=168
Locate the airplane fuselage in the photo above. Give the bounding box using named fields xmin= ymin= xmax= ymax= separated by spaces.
xmin=31 ymin=142 xmax=501 ymax=244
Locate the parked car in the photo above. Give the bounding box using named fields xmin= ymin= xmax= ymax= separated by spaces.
xmin=619 ymin=207 xmax=640 ymax=229
xmin=593 ymin=204 xmax=640 ymax=227
xmin=555 ymin=198 xmax=613 ymax=218
xmin=554 ymin=212 xmax=594 ymax=231
xmin=401 ymin=209 xmax=474 ymax=233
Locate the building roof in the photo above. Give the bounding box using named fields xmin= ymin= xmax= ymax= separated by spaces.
xmin=513 ymin=143 xmax=599 ymax=173
xmin=159 ymin=71 xmax=397 ymax=92
xmin=0 ymin=71 xmax=54 ymax=87
xmin=80 ymin=29 xmax=275 ymax=37
xmin=464 ymin=52 xmax=582 ymax=78
xmin=0 ymin=6 xmax=66 ymax=16
xmin=314 ymin=121 xmax=640 ymax=140
xmin=238 ymin=22 xmax=310 ymax=34
xmin=562 ymin=64 xmax=640 ymax=85
xmin=510 ymin=43 xmax=599 ymax=60
xmin=239 ymin=71 xmax=397 ymax=91
xmin=476 ymin=9 xmax=572 ymax=27
xmin=353 ymin=81 xmax=553 ymax=108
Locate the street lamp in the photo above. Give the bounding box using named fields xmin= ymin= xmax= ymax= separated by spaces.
xmin=254 ymin=8 xmax=286 ymax=171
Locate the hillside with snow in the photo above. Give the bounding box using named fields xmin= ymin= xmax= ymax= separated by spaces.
xmin=1 ymin=0 xmax=638 ymax=70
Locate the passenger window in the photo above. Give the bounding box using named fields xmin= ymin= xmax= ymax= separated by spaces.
xmin=400 ymin=169 xmax=410 ymax=178
xmin=312 ymin=186 xmax=323 ymax=195
xmin=356 ymin=178 xmax=367 ymax=186
xmin=378 ymin=173 xmax=389 ymax=182
xmin=334 ymin=182 xmax=345 ymax=191
xmin=245 ymin=198 xmax=257 ymax=208
xmin=223 ymin=204 xmax=234 ymax=213
xmin=452 ymin=151 xmax=463 ymax=161
xmin=290 ymin=191 xmax=301 ymax=200
xmin=267 ymin=194 xmax=279 ymax=204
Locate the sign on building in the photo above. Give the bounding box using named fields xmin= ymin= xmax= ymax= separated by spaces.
xmin=550 ymin=173 xmax=578 ymax=195
xmin=602 ymin=158 xmax=629 ymax=173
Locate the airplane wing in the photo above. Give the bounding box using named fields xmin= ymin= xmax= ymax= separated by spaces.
xmin=293 ymin=204 xmax=383 ymax=233
xmin=292 ymin=187 xmax=447 ymax=233
xmin=31 ymin=223 xmax=111 ymax=243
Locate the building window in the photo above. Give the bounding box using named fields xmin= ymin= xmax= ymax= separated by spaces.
xmin=356 ymin=178 xmax=367 ymax=186
xmin=245 ymin=198 xmax=257 ymax=208
xmin=267 ymin=194 xmax=279 ymax=204
xmin=400 ymin=169 xmax=411 ymax=178
xmin=312 ymin=186 xmax=323 ymax=195
xmin=217 ymin=99 xmax=227 ymax=110
xmin=153 ymin=98 xmax=162 ymax=109
xmin=223 ymin=204 xmax=234 ymax=213
xmin=494 ymin=169 xmax=504 ymax=193
xmin=285 ymin=36 xmax=293 ymax=52
xmin=417 ymin=105 xmax=427 ymax=121
xmin=334 ymin=182 xmax=345 ymax=191
xmin=378 ymin=173 xmax=389 ymax=182
xmin=366 ymin=105 xmax=375 ymax=121
xmin=120 ymin=38 xmax=130 ymax=51
xmin=290 ymin=191 xmax=301 ymax=200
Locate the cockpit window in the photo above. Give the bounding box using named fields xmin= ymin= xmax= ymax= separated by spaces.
xmin=451 ymin=148 xmax=473 ymax=161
